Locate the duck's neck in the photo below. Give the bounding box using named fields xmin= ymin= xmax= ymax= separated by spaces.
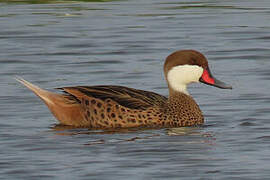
xmin=166 ymin=89 xmax=204 ymax=126
xmin=169 ymin=87 xmax=184 ymax=96
xmin=168 ymin=89 xmax=191 ymax=104
xmin=167 ymin=89 xmax=200 ymax=114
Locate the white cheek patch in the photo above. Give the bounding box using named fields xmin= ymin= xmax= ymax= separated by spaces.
xmin=167 ymin=65 xmax=204 ymax=95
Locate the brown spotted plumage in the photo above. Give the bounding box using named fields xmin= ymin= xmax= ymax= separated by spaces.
xmin=16 ymin=50 xmax=232 ymax=129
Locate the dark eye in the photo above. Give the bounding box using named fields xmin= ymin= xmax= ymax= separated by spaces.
xmin=190 ymin=57 xmax=197 ymax=65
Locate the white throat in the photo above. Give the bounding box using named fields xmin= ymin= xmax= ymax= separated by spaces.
xmin=167 ymin=65 xmax=203 ymax=95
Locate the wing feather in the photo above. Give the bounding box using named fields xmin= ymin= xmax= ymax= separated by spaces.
xmin=58 ymin=85 xmax=167 ymax=110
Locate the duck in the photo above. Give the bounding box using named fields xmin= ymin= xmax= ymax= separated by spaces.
xmin=16 ymin=50 xmax=232 ymax=129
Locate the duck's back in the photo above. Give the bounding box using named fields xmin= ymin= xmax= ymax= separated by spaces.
xmin=59 ymin=85 xmax=168 ymax=128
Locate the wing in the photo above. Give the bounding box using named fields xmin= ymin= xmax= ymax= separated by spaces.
xmin=58 ymin=85 xmax=167 ymax=110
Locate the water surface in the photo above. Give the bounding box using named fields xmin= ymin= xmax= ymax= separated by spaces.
xmin=1 ymin=0 xmax=270 ymax=179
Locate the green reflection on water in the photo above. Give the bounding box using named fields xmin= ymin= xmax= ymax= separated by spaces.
xmin=0 ymin=0 xmax=119 ymax=4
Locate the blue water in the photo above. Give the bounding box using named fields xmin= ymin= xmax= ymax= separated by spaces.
xmin=1 ymin=0 xmax=270 ymax=179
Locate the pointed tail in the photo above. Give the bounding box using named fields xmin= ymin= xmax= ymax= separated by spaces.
xmin=15 ymin=77 xmax=84 ymax=126
xmin=15 ymin=76 xmax=56 ymax=105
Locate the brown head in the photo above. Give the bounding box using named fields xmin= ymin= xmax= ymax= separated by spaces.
xmin=164 ymin=50 xmax=232 ymax=95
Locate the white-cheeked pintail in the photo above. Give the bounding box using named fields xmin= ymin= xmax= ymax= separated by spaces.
xmin=16 ymin=50 xmax=232 ymax=128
